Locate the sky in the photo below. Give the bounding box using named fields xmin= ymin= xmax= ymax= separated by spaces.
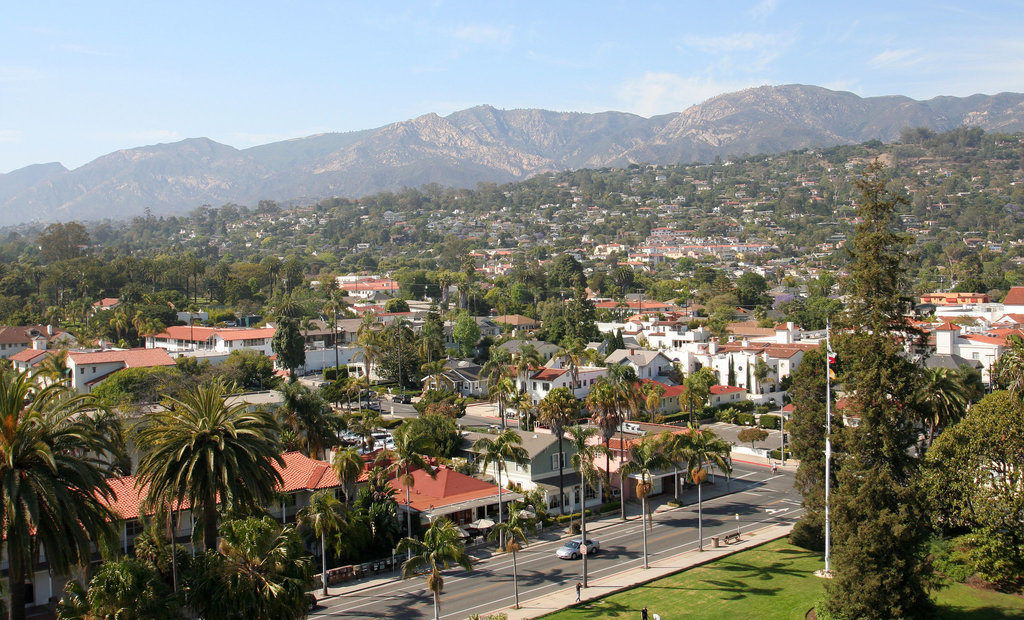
xmin=3 ymin=1 xmax=1024 ymax=174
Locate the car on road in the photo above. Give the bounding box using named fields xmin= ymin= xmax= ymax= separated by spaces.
xmin=555 ymin=538 xmax=599 ymax=560
xmin=393 ymin=393 xmax=412 ymax=404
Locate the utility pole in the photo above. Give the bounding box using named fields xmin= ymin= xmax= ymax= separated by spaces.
xmin=824 ymin=319 xmax=833 ymax=575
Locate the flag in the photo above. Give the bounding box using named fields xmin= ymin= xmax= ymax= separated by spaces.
xmin=827 ymin=352 xmax=837 ymax=379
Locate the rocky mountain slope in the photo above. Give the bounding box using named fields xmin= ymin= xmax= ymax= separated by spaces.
xmin=3 ymin=84 xmax=1023 ymax=226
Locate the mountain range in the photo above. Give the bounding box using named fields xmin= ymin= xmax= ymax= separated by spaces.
xmin=3 ymin=84 xmax=1024 ymax=226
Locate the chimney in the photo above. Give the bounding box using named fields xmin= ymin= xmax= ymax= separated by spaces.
xmin=629 ymin=348 xmax=635 ymax=355
xmin=709 ymin=337 xmax=718 ymax=355
xmin=935 ymin=322 xmax=959 ymax=356
xmin=46 ymin=324 xmax=54 ymax=337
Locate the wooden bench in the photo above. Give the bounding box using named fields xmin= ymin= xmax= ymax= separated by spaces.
xmin=723 ymin=532 xmax=742 ymax=545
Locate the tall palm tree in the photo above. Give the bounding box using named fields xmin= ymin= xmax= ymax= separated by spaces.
xmin=538 ymin=387 xmax=581 ymax=515
xmin=913 ymin=366 xmax=969 ymax=448
xmin=683 ymin=367 xmax=716 ymax=423
xmin=297 ymin=490 xmax=349 ymax=596
xmin=607 ymin=364 xmax=641 ymax=520
xmin=993 ymin=333 xmax=1024 ymax=396
xmin=472 ymin=429 xmax=530 ymax=542
xmin=376 ymin=424 xmax=436 ymax=553
xmin=134 ymin=380 xmax=284 ymax=551
xmin=349 ymin=409 xmax=383 ymax=451
xmin=0 ymin=367 xmax=121 ymax=620
xmin=109 ymin=308 xmax=129 ymax=342
xmin=620 ymin=436 xmax=671 ymax=569
xmin=488 ymin=374 xmax=519 ymax=430
xmin=565 ymin=424 xmax=609 ymax=587
xmin=397 ymin=518 xmax=473 ymax=620
xmin=278 ymin=381 xmax=342 ymax=458
xmin=510 ymin=388 xmax=536 ymax=431
xmin=677 ymin=423 xmax=732 ymax=551
xmin=488 ymin=509 xmax=530 ymax=609
xmin=587 ymin=378 xmax=621 ymax=502
xmin=37 ymin=348 xmax=71 ymax=387
xmin=323 ymin=294 xmax=345 ymax=375
xmin=512 ymin=343 xmax=543 ymax=392
xmin=357 ymin=322 xmax=382 ymax=385
xmin=332 ymin=446 xmax=365 ymax=505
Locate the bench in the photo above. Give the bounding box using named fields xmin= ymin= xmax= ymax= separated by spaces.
xmin=723 ymin=532 xmax=741 ymax=545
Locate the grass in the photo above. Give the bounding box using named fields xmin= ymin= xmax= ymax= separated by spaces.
xmin=539 ymin=539 xmax=1024 ymax=620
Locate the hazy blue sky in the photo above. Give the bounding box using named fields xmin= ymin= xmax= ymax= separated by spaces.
xmin=3 ymin=1 xmax=1023 ymax=173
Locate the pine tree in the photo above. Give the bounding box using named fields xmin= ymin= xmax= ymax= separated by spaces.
xmin=822 ymin=161 xmax=934 ymax=619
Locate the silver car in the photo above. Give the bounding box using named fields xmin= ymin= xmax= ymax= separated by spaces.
xmin=555 ymin=538 xmax=599 ymax=560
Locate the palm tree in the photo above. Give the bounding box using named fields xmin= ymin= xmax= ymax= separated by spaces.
xmin=37 ymin=348 xmax=70 ymax=387
xmin=323 ymin=294 xmax=345 ymax=375
xmin=397 ymin=518 xmax=473 ymax=620
xmin=376 ymin=424 xmax=436 ymax=553
xmin=993 ymin=333 xmax=1024 ymax=396
xmin=587 ymin=378 xmax=621 ymax=502
xmin=488 ymin=510 xmax=530 ymax=609
xmin=512 ymin=343 xmax=543 ymax=391
xmin=0 ymin=367 xmax=120 ymax=620
xmin=357 ymin=321 xmax=382 ymax=385
xmin=134 ymin=380 xmax=284 ymax=551
xmin=332 ymin=446 xmax=365 ymax=505
xmin=109 ymin=307 xmax=129 ymax=342
xmin=278 ymin=381 xmax=343 ymax=458
xmin=488 ymin=374 xmax=519 ymax=430
xmin=297 ymin=490 xmax=349 ymax=596
xmin=565 ymin=424 xmax=609 ymax=587
xmin=538 ymin=387 xmax=581 ymax=515
xmin=187 ymin=516 xmax=313 ymax=620
xmin=638 ymin=380 xmax=665 ymax=420
xmin=620 ymin=436 xmax=671 ymax=569
xmin=56 ymin=557 xmax=179 ymax=620
xmin=349 ymin=409 xmax=383 ymax=451
xmin=683 ymin=367 xmax=716 ymax=423
xmin=678 ymin=423 xmax=732 ymax=551
xmin=472 ymin=428 xmax=530 ymax=543
xmin=607 ymin=364 xmax=641 ymax=521
xmin=913 ymin=367 xmax=969 ymax=448
xmin=421 ymin=359 xmax=449 ymax=392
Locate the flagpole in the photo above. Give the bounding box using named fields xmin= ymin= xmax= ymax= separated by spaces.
xmin=824 ymin=319 xmax=832 ymax=575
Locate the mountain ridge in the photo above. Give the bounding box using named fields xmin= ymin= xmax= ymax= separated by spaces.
xmin=3 ymin=84 xmax=1024 ymax=226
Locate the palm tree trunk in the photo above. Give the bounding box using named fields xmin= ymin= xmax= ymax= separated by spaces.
xmin=406 ymin=469 xmax=413 ymax=559
xmin=641 ymin=494 xmax=649 ymax=569
xmin=697 ymin=479 xmax=704 ymax=551
xmin=512 ymin=550 xmax=520 ymax=609
xmin=581 ymin=481 xmax=588 ymax=587
xmin=673 ymin=466 xmax=680 ymax=503
xmin=557 ymin=436 xmax=565 ymax=515
xmin=497 ymin=466 xmax=504 ymax=548
xmin=204 ymin=502 xmax=218 ymax=552
xmin=8 ymin=551 xmax=25 ymax=620
xmin=321 ymin=530 xmax=329 ymax=596
xmin=619 ymin=419 xmax=626 ymax=521
xmin=433 ymin=589 xmax=440 ymax=620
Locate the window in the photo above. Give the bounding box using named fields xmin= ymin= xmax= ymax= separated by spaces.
xmin=584 ymin=485 xmax=597 ymax=500
xmin=972 ymin=352 xmax=980 ymax=360
xmin=543 ymin=382 xmax=550 ymax=391
xmin=125 ymin=519 xmax=144 ymax=537
xmin=551 ymin=452 xmax=566 ymax=470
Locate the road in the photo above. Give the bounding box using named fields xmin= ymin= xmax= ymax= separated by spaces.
xmin=311 ymin=460 xmax=803 ymax=619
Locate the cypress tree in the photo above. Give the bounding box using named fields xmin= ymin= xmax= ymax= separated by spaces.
xmin=822 ymin=161 xmax=934 ymax=619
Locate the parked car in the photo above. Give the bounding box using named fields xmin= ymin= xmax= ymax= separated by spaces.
xmin=393 ymin=393 xmax=412 ymax=404
xmin=555 ymin=538 xmax=599 ymax=560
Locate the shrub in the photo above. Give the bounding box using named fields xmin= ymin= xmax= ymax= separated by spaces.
xmin=715 ymin=407 xmax=740 ymax=424
xmin=768 ymin=448 xmax=791 ymax=460
xmin=598 ymin=501 xmax=620 ymax=514
xmin=734 ymin=400 xmax=756 ymax=412
xmin=735 ymin=412 xmax=756 ymax=426
xmin=759 ymin=414 xmax=781 ymax=429
xmin=790 ymin=514 xmax=825 ymax=551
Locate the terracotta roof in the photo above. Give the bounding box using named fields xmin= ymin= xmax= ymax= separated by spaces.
xmin=710 ymin=385 xmax=746 ymax=395
xmin=1003 ymin=286 xmax=1024 ymax=306
xmin=105 ymin=451 xmax=339 ymax=521
xmin=935 ymin=321 xmax=961 ymax=332
xmin=151 ymin=325 xmax=275 ymax=341
xmin=960 ymin=334 xmax=1007 ymax=346
xmin=69 ymin=348 xmax=175 ymax=367
xmin=493 ymin=314 xmax=540 ymax=327
xmin=0 ymin=325 xmax=67 ymax=345
xmin=9 ymin=349 xmax=47 ymax=363
xmin=532 ymin=368 xmax=568 ymax=381
xmin=389 ymin=466 xmax=505 ymax=512
xmin=639 ymin=379 xmax=685 ymax=398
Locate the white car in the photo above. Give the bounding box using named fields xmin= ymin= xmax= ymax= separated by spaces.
xmin=555 ymin=538 xmax=599 ymax=560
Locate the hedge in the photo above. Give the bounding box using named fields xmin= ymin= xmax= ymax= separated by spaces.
xmin=759 ymin=414 xmax=782 ymax=430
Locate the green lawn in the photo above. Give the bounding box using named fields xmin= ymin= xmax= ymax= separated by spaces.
xmin=539 ymin=539 xmax=1024 ymax=620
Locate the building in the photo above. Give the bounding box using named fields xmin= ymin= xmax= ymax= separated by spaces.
xmin=389 ymin=465 xmax=520 ymax=526
xmin=12 ymin=347 xmax=177 ymax=394
xmin=146 ymin=325 xmax=276 ymax=356
xmin=0 ymin=325 xmax=76 ymax=360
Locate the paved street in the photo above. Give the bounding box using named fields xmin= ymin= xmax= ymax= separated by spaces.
xmin=310 ymin=460 xmax=802 ymax=619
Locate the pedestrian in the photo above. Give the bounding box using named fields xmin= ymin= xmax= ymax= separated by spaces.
xmin=575 ymin=581 xmax=582 ymax=602
xmin=641 ymin=606 xmax=649 ymax=620
xmin=772 ymin=462 xmax=777 ymax=474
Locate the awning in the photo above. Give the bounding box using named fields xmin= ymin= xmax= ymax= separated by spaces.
xmin=421 ymin=491 xmax=524 ymax=521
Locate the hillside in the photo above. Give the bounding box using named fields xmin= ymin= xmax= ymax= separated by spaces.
xmin=2 ymin=84 xmax=1023 ymax=226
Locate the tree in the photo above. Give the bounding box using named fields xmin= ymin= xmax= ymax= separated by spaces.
xmin=921 ymin=390 xmax=1024 ymax=591
xmin=297 ymin=490 xmax=349 ymax=597
xmin=992 ymin=333 xmax=1024 ymax=396
xmin=331 ymin=446 xmax=365 ymax=504
xmin=682 ymin=366 xmax=716 ymax=423
xmin=272 ymin=316 xmax=305 ymax=381
xmin=565 ymin=424 xmax=608 ymax=587
xmin=0 ymin=368 xmax=120 ymax=620
xmin=186 ymin=516 xmax=312 ymax=620
xmin=607 ymin=364 xmax=642 ymax=520
xmin=911 ymin=367 xmax=968 ymax=448
xmin=675 ymin=424 xmax=732 ymax=552
xmin=57 ymin=558 xmax=180 ymax=620
xmin=538 ymin=387 xmax=580 ymax=515
xmin=620 ymin=437 xmax=671 ymax=568
xmin=384 ymin=298 xmax=410 ymax=313
xmin=357 ymin=322 xmax=382 ymax=385
xmin=452 ymin=312 xmax=480 ymax=358
xmin=737 ymin=426 xmax=769 ymax=449
xmin=397 ymin=518 xmax=473 ymax=620
xmin=134 ymin=380 xmax=284 ymax=552
xmin=735 ymin=271 xmax=770 ymax=308
xmin=472 ymin=429 xmax=530 ymax=543
xmin=377 ymin=423 xmax=436 ymax=551
xmin=488 ymin=374 xmax=518 ymax=430
xmin=277 ymin=381 xmax=343 ymax=458
xmin=823 ymin=162 xmax=933 ymax=619
xmin=488 ymin=508 xmax=530 ymax=609
xmin=586 ymin=378 xmax=621 ymax=501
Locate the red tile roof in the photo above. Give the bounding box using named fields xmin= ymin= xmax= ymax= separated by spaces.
xmin=1003 ymin=286 xmax=1024 ymax=306
xmin=935 ymin=321 xmax=961 ymax=331
xmin=69 ymin=348 xmax=176 ymax=367
xmin=389 ymin=466 xmax=505 ymax=512
xmin=710 ymin=385 xmax=746 ymax=395
xmin=532 ymin=368 xmax=568 ymax=381
xmin=9 ymin=349 xmax=46 ymax=363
